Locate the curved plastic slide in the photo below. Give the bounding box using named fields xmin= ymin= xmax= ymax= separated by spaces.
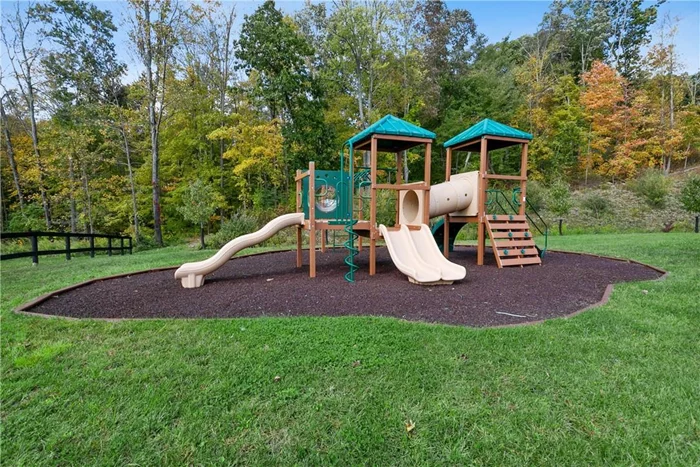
xmin=409 ymin=225 xmax=466 ymax=281
xmin=379 ymin=224 xmax=466 ymax=284
xmin=175 ymin=213 xmax=305 ymax=288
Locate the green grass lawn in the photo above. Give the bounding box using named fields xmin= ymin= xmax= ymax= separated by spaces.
xmin=2 ymin=234 xmax=699 ymax=465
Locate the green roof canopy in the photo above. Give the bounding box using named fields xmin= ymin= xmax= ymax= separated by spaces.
xmin=347 ymin=115 xmax=435 ymax=152
xmin=444 ymin=119 xmax=532 ymax=150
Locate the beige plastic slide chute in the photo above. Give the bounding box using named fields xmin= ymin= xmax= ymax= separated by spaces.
xmin=379 ymin=224 xmax=466 ymax=284
xmin=409 ymin=224 xmax=466 ymax=281
xmin=379 ymin=224 xmax=442 ymax=283
xmin=175 ymin=213 xmax=304 ymax=288
xmin=382 ymin=172 xmax=477 ymax=284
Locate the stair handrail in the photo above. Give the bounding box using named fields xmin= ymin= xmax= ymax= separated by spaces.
xmin=485 ymin=189 xmax=516 ymax=216
xmin=511 ymin=188 xmax=549 ymax=257
xmin=510 ymin=188 xmax=548 ymax=234
xmin=486 ymin=188 xmax=549 ymax=258
xmin=523 ymin=197 xmax=548 ymax=256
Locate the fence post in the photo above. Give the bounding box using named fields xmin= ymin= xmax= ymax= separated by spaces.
xmin=65 ymin=235 xmax=71 ymax=260
xmin=108 ymin=237 xmax=112 ymax=256
xmin=30 ymin=233 xmax=38 ymax=265
xmin=89 ymin=236 xmax=95 ymax=258
xmin=120 ymin=237 xmax=124 ymax=255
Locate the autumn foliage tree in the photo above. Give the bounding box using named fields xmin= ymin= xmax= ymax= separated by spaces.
xmin=581 ymin=61 xmax=633 ymax=179
xmin=2 ymin=0 xmax=699 ymax=241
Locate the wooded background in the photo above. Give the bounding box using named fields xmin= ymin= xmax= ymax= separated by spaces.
xmin=2 ymin=0 xmax=698 ymax=245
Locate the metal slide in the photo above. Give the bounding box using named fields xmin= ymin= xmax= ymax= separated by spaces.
xmin=175 ymin=213 xmax=305 ymax=288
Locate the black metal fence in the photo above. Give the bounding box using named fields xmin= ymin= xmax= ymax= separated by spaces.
xmin=1 ymin=231 xmax=132 ymax=264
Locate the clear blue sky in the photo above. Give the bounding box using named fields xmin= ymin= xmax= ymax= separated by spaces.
xmin=458 ymin=0 xmax=699 ymax=72
xmin=4 ymin=0 xmax=699 ymax=81
xmin=113 ymin=0 xmax=698 ymax=80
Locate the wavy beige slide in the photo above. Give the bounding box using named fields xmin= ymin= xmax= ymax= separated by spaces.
xmin=175 ymin=213 xmax=305 ymax=288
xmin=379 ymin=224 xmax=466 ymax=284
xmin=409 ymin=224 xmax=466 ymax=281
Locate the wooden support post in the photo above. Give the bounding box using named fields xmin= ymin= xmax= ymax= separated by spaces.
xmin=30 ymin=233 xmax=38 ymax=265
xmin=358 ymin=236 xmax=363 ymax=252
xmin=445 ymin=146 xmax=452 ymax=181
xmin=395 ymin=152 xmax=401 ymax=225
xmin=321 ymin=229 xmax=326 ymax=252
xmin=423 ymin=142 xmax=431 ymax=225
xmin=519 ymin=143 xmax=528 ymax=216
xmin=65 ymin=235 xmax=71 ymax=260
xmin=120 ymin=237 xmax=125 ymax=255
xmin=108 ymin=237 xmax=112 ymax=256
xmin=296 ymin=169 xmax=303 ymax=268
xmin=444 ymin=147 xmax=452 ymax=257
xmin=477 ymin=137 xmax=488 ymax=266
xmin=397 ymin=151 xmax=403 ymax=184
xmin=309 ymin=162 xmax=316 ymax=278
xmin=89 ymin=236 xmax=95 ymax=258
xmin=369 ymin=137 xmax=377 ymax=275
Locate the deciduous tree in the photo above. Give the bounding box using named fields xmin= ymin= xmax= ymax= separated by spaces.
xmin=127 ymin=0 xmax=189 ymax=246
xmin=1 ymin=2 xmax=52 ymax=228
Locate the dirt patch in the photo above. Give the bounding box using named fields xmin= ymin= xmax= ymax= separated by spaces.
xmin=22 ymin=247 xmax=663 ymax=327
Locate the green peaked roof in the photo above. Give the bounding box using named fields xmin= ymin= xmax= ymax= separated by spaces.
xmin=347 ymin=115 xmax=435 ymax=149
xmin=444 ymin=119 xmax=532 ymax=148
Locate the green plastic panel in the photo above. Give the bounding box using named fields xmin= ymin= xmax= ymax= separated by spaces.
xmin=302 ymin=170 xmax=353 ymax=220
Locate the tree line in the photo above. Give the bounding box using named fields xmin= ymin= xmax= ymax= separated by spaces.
xmin=1 ymin=0 xmax=698 ymax=245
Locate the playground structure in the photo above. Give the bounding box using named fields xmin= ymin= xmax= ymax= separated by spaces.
xmin=175 ymin=115 xmax=548 ymax=288
xmin=436 ymin=118 xmax=546 ymax=267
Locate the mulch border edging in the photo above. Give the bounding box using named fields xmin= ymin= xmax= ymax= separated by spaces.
xmin=13 ymin=248 xmax=668 ymax=327
xmin=12 ymin=249 xmax=291 ymax=316
xmin=547 ymin=249 xmax=669 ymax=277
xmin=487 ymin=250 xmax=668 ymax=329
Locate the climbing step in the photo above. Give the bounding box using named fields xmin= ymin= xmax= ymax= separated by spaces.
xmin=490 ymin=231 xmax=533 ymax=239
xmin=488 ymin=214 xmax=528 ymax=222
xmin=487 ymin=222 xmax=530 ymax=230
xmin=485 ymin=214 xmax=542 ymax=268
xmin=492 ymin=239 xmax=537 ymax=248
xmin=499 ymin=256 xmax=543 ymax=267
xmin=497 ymin=247 xmax=539 ymax=257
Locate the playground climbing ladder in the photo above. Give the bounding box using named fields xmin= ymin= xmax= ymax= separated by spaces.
xmin=484 ymin=214 xmax=542 ymax=268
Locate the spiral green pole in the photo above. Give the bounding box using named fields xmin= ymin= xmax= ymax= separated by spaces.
xmin=341 ymin=143 xmax=358 ymax=283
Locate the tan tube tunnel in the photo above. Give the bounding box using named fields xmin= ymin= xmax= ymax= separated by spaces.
xmin=399 ymin=171 xmax=478 ymax=225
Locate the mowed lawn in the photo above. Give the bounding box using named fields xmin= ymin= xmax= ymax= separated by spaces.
xmin=1 ymin=233 xmax=699 ymax=465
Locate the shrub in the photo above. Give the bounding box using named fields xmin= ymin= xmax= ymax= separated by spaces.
xmin=525 ymin=180 xmax=546 ymax=211
xmin=628 ymin=169 xmax=672 ymax=208
xmin=208 ymin=211 xmax=259 ymax=249
xmin=358 ymin=189 xmax=396 ymax=227
xmin=376 ymin=190 xmax=398 ymax=227
xmin=177 ymin=179 xmax=223 ymax=249
xmin=133 ymin=228 xmax=161 ymax=252
xmin=581 ymin=192 xmax=611 ymax=218
xmin=680 ymin=175 xmax=700 ymax=214
xmin=548 ymin=179 xmax=572 ymax=217
xmin=6 ymin=204 xmax=46 ymax=232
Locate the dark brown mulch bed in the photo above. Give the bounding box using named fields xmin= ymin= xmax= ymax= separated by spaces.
xmin=23 ymin=246 xmax=664 ymax=327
